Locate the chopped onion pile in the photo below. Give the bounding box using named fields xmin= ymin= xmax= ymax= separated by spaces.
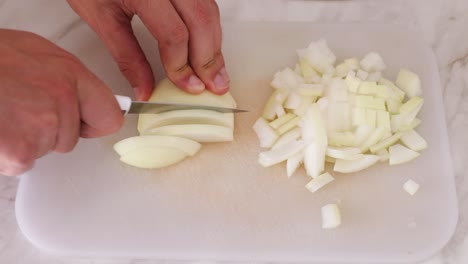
xmin=253 ymin=39 xmax=428 ymax=228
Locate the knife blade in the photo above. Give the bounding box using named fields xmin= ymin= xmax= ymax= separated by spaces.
xmin=115 ymin=95 xmax=248 ymax=114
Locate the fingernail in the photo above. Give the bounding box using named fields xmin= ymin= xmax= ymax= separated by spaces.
xmin=132 ymin=87 xmax=143 ymax=101
xmin=213 ymin=67 xmax=230 ymax=91
xmin=187 ymin=75 xmax=205 ymax=93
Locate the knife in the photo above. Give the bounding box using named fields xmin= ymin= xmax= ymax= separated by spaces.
xmin=115 ymin=95 xmax=248 ymax=115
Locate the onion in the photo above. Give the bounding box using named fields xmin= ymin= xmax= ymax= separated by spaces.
xmin=254 ymin=39 xmax=428 ymax=229
xmin=321 ymin=204 xmax=341 ymax=229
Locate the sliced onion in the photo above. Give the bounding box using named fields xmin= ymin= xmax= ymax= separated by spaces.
xmin=334 ymin=155 xmax=380 ymax=173
xmin=306 ymin=172 xmax=335 ymax=193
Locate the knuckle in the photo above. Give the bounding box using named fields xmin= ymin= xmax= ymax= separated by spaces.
xmin=116 ymin=59 xmax=134 ymax=77
xmin=115 ymin=56 xmax=148 ymax=80
xmin=55 ymin=140 xmax=77 ymax=154
xmin=162 ymin=23 xmax=189 ymax=46
xmin=10 ymin=146 xmax=34 ymax=172
xmin=56 ymin=85 xmax=77 ymax=106
xmin=38 ymin=111 xmax=60 ymax=132
xmin=194 ymin=2 xmax=215 ymax=27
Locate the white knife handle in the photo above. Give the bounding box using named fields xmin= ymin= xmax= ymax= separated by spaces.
xmin=115 ymin=95 xmax=132 ymax=115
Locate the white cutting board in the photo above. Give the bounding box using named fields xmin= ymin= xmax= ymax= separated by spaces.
xmin=15 ymin=22 xmax=457 ymax=263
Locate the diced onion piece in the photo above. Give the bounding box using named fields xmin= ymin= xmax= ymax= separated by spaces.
xmin=306 ymin=172 xmax=335 ymax=193
xmin=271 ymin=67 xmax=304 ymax=91
xmin=327 ymin=78 xmax=349 ymax=102
xmin=275 ymin=104 xmax=286 ymax=117
xmin=304 ymin=39 xmax=337 ymax=73
xmin=355 ymin=95 xmax=374 ymax=108
xmin=400 ymin=97 xmax=423 ymax=115
xmin=287 ymin=151 xmax=304 ymax=178
xmin=304 ymin=142 xmax=327 ymax=178
xmin=263 ymin=91 xmax=285 ymax=120
xmin=335 ymin=63 xmax=351 ymax=78
xmin=373 ymin=98 xmax=386 ymax=111
xmin=379 ymin=78 xmax=405 ymax=101
xmin=284 ymin=92 xmax=302 ymax=110
xmin=271 ymin=127 xmax=302 ymax=150
xmin=328 ymin=132 xmax=356 ymax=147
xmin=360 ymin=127 xmax=388 ymax=152
xmin=352 ymin=125 xmax=372 ymax=145
xmin=369 ymin=133 xmax=402 ymax=153
xmin=259 ymin=140 xmax=305 ymax=167
xmin=334 ymin=155 xmax=380 ymax=173
xmin=396 ymin=69 xmax=422 ymax=98
xmin=293 ymin=97 xmax=314 ymax=117
xmin=253 ymin=118 xmax=279 ymax=148
xmin=316 ymin=97 xmax=329 ymax=113
xmin=345 ymin=73 xmax=361 ymax=93
xmin=300 ymin=59 xmax=322 ymax=83
xmin=381 ymin=130 xmax=393 ymax=141
xmin=326 ymin=147 xmax=362 ymax=160
xmin=358 ymin=81 xmax=377 ymax=95
xmin=321 ymin=204 xmax=341 ymax=229
xmin=277 ymin=116 xmax=301 ymax=135
xmin=298 ymin=84 xmax=325 ymax=97
xmin=375 ymin=85 xmax=389 ymax=99
xmin=302 ymin=104 xmax=328 ymax=144
xmin=376 ymin=148 xmax=390 ymax=162
xmin=386 ymin=98 xmax=402 ymax=114
xmin=327 ymin=102 xmax=352 ymax=132
xmin=356 ymin=70 xmax=369 ymax=81
xmin=344 ymin=58 xmax=360 ymax=70
xmin=366 ymin=109 xmax=377 ymax=129
xmin=400 ymin=129 xmax=427 ymax=151
xmin=270 ymin=113 xmax=297 ymax=129
xmin=389 ymin=144 xmax=420 ymax=165
xmin=391 ymin=114 xmax=403 ymax=133
xmin=403 ymin=179 xmax=420 ymax=196
xmin=352 ymin=107 xmax=367 ymax=127
xmin=325 ymin=156 xmax=337 ymax=163
xmin=399 ymin=118 xmax=421 ymax=132
xmin=377 ymin=111 xmax=391 ymax=129
xmin=367 ymin=72 xmax=382 ymax=82
xmin=360 ymin=52 xmax=386 ymax=72
xmin=400 ymin=97 xmax=424 ymax=124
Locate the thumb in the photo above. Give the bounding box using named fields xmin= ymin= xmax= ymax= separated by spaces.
xmin=77 ymin=69 xmax=124 ymax=138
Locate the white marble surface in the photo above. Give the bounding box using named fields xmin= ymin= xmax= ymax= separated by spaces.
xmin=0 ymin=0 xmax=467 ymax=263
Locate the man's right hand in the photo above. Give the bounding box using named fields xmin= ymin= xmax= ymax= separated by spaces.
xmin=0 ymin=29 xmax=123 ymax=176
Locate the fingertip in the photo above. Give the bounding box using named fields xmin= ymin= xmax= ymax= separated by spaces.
xmin=169 ymin=73 xmax=206 ymax=94
xmin=133 ymin=86 xmax=152 ymax=101
xmin=186 ymin=74 xmax=206 ymax=94
xmin=206 ymin=67 xmax=230 ymax=95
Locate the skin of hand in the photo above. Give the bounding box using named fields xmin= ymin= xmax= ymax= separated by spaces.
xmin=67 ymin=0 xmax=231 ymax=101
xmin=0 ymin=29 xmax=123 ymax=176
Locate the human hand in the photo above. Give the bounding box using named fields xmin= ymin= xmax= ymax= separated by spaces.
xmin=0 ymin=29 xmax=123 ymax=176
xmin=67 ymin=0 xmax=230 ymax=100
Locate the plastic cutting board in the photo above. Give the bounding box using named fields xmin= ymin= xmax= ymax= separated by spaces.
xmin=15 ymin=22 xmax=457 ymax=263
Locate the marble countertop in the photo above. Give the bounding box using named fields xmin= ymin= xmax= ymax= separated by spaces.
xmin=0 ymin=0 xmax=467 ymax=263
